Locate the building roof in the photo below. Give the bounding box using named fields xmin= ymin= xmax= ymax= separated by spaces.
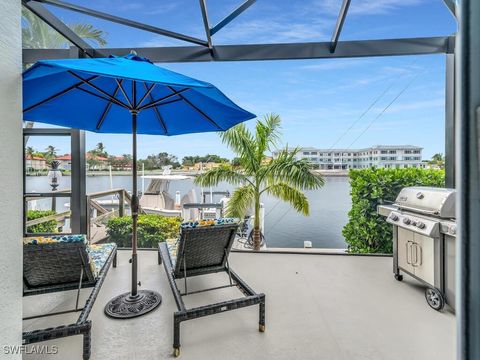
xmin=25 ymin=155 xmax=46 ymax=161
xmin=55 ymin=154 xmax=71 ymax=161
xmin=55 ymin=153 xmax=109 ymax=161
xmin=276 ymin=145 xmax=424 ymax=153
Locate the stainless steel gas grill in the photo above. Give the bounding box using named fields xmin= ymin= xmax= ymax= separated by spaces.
xmin=378 ymin=186 xmax=457 ymax=311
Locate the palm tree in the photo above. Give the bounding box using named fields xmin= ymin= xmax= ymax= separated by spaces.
xmin=44 ymin=145 xmax=58 ymax=162
xmin=96 ymin=142 xmax=105 ymax=152
xmin=195 ymin=114 xmax=325 ymax=250
xmin=22 ymin=8 xmax=107 ymax=49
xmin=429 ymin=153 xmax=445 ymax=168
xmin=25 ymin=146 xmax=35 ymax=159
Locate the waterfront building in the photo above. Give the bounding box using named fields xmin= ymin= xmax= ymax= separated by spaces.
xmin=25 ymin=155 xmax=47 ymax=171
xmin=274 ymin=145 xmax=424 ymax=170
xmin=55 ymin=153 xmax=110 ymax=171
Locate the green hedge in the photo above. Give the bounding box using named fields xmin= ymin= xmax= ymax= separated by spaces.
xmin=342 ymin=168 xmax=445 ymax=254
xmin=107 ymin=214 xmax=182 ymax=248
xmin=27 ymin=210 xmax=57 ymax=233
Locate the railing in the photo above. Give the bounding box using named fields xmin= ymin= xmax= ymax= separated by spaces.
xmin=86 ymin=188 xmax=136 ymax=243
xmin=24 ymin=190 xmax=72 ymax=236
xmin=25 ymin=210 xmax=71 ymax=227
xmin=24 ymin=188 xmax=135 ymax=241
xmin=182 ymin=203 xmax=224 ymax=219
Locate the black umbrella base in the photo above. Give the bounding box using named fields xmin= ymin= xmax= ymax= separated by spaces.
xmin=104 ymin=290 xmax=162 ymax=319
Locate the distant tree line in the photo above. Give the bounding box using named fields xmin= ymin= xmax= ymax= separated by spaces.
xmin=25 ymin=145 xmax=59 ymax=165
xmin=139 ymin=152 xmax=180 ymax=170
xmin=182 ymin=154 xmax=229 ymax=167
xmin=26 ymin=143 xmax=233 ymax=170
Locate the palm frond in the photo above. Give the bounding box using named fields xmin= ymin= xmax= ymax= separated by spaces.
xmin=225 ymin=185 xmax=256 ymax=218
xmin=220 ymin=123 xmax=258 ymax=174
xmin=22 ymin=8 xmax=107 ymax=48
xmin=255 ymin=113 xmax=282 ymax=156
xmin=265 ymin=182 xmax=310 ymax=215
xmin=194 ymin=165 xmax=251 ymax=187
xmin=265 ymin=148 xmax=325 ymax=190
xmin=71 ymin=23 xmax=107 ymax=47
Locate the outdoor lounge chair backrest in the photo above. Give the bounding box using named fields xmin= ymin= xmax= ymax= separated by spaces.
xmin=174 ymin=223 xmax=239 ymax=278
xmin=23 ymin=242 xmax=95 ymax=288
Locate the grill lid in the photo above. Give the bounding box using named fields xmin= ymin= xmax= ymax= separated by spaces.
xmin=394 ymin=186 xmax=456 ymax=219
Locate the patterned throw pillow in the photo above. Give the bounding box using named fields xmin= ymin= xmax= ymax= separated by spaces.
xmin=86 ymin=243 xmax=116 ymax=278
xmin=23 ymin=234 xmax=87 ymax=245
xmin=165 ymin=238 xmax=179 ymax=266
xmin=180 ymin=218 xmax=239 ymax=229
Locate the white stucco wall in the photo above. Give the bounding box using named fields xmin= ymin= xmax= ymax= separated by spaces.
xmin=0 ymin=0 xmax=23 ymax=358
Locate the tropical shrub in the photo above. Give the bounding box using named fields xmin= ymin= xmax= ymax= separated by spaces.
xmin=107 ymin=214 xmax=182 ymax=248
xmin=343 ymin=168 xmax=445 ymax=254
xmin=27 ymin=210 xmax=57 ymax=233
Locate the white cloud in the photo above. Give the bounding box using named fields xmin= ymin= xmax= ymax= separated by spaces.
xmin=310 ymin=0 xmax=424 ymax=17
xmin=116 ymin=2 xmax=179 ymax=15
xmin=385 ymin=98 xmax=445 ymax=113
xmin=299 ymin=59 xmax=371 ymax=71
xmin=138 ymin=36 xmax=185 ymax=47
xmin=214 ymin=18 xmax=330 ymax=43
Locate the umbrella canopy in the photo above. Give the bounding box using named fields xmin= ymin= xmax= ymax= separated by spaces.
xmin=22 ymin=54 xmax=255 ymax=319
xmin=23 ymin=54 xmax=255 ymax=134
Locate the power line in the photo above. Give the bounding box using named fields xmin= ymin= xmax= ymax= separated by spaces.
xmin=328 ymin=59 xmax=420 ymax=150
xmin=329 ymin=83 xmax=393 ymax=150
xmin=347 ymin=68 xmax=425 ymax=149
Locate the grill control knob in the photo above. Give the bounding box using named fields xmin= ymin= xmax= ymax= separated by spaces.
xmin=389 ymin=214 xmax=399 ymax=221
xmin=417 ymin=222 xmax=426 ymax=229
xmin=403 ymin=218 xmax=411 ymax=225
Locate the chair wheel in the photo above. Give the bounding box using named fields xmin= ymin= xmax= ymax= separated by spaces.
xmin=173 ymin=347 xmax=180 ymax=357
xmin=394 ymin=274 xmax=403 ymax=281
xmin=425 ymin=287 xmax=445 ymax=311
xmin=259 ymin=324 xmax=265 ymax=332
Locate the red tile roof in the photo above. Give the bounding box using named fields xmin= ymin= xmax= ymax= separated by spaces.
xmin=25 ymin=155 xmax=46 ymax=161
xmin=55 ymin=154 xmax=109 ymax=161
xmin=55 ymin=154 xmax=71 ymax=161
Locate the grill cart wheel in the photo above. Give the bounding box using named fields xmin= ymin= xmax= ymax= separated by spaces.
xmin=394 ymin=273 xmax=403 ymax=281
xmin=173 ymin=347 xmax=180 ymax=357
xmin=425 ymin=287 xmax=445 ymax=311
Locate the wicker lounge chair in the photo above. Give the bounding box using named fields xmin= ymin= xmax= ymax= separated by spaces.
xmin=22 ymin=235 xmax=117 ymax=360
xmin=158 ymin=219 xmax=266 ymax=357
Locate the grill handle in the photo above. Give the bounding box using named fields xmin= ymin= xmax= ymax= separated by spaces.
xmin=406 ymin=241 xmax=412 ymax=265
xmin=396 ymin=204 xmax=439 ymax=216
xmin=412 ymin=243 xmax=422 ymax=267
xmin=412 ymin=243 xmax=418 ymax=267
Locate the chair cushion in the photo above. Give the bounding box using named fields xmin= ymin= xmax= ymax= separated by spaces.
xmin=165 ymin=238 xmax=179 ymax=267
xmin=86 ymin=243 xmax=116 ymax=278
xmin=180 ymin=218 xmax=238 ymax=229
xmin=23 ymin=234 xmax=87 ymax=245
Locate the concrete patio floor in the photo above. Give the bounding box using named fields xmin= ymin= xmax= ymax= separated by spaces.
xmin=23 ymin=250 xmax=455 ymax=360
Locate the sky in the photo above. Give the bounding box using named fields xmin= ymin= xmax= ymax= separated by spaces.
xmin=26 ymin=0 xmax=457 ymax=161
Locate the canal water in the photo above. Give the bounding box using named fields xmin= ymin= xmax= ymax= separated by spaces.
xmin=26 ymin=175 xmax=351 ymax=249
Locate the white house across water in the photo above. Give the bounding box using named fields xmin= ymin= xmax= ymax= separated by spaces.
xmin=275 ymin=145 xmax=424 ymax=170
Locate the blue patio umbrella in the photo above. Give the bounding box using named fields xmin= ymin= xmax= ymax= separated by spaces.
xmin=23 ymin=53 xmax=255 ymax=318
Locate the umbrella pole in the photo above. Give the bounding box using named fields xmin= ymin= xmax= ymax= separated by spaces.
xmin=131 ymin=111 xmax=139 ymax=296
xmin=104 ymin=107 xmax=162 ymax=319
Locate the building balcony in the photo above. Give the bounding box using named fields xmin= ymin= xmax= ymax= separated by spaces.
xmin=23 ymin=249 xmax=455 ymax=360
